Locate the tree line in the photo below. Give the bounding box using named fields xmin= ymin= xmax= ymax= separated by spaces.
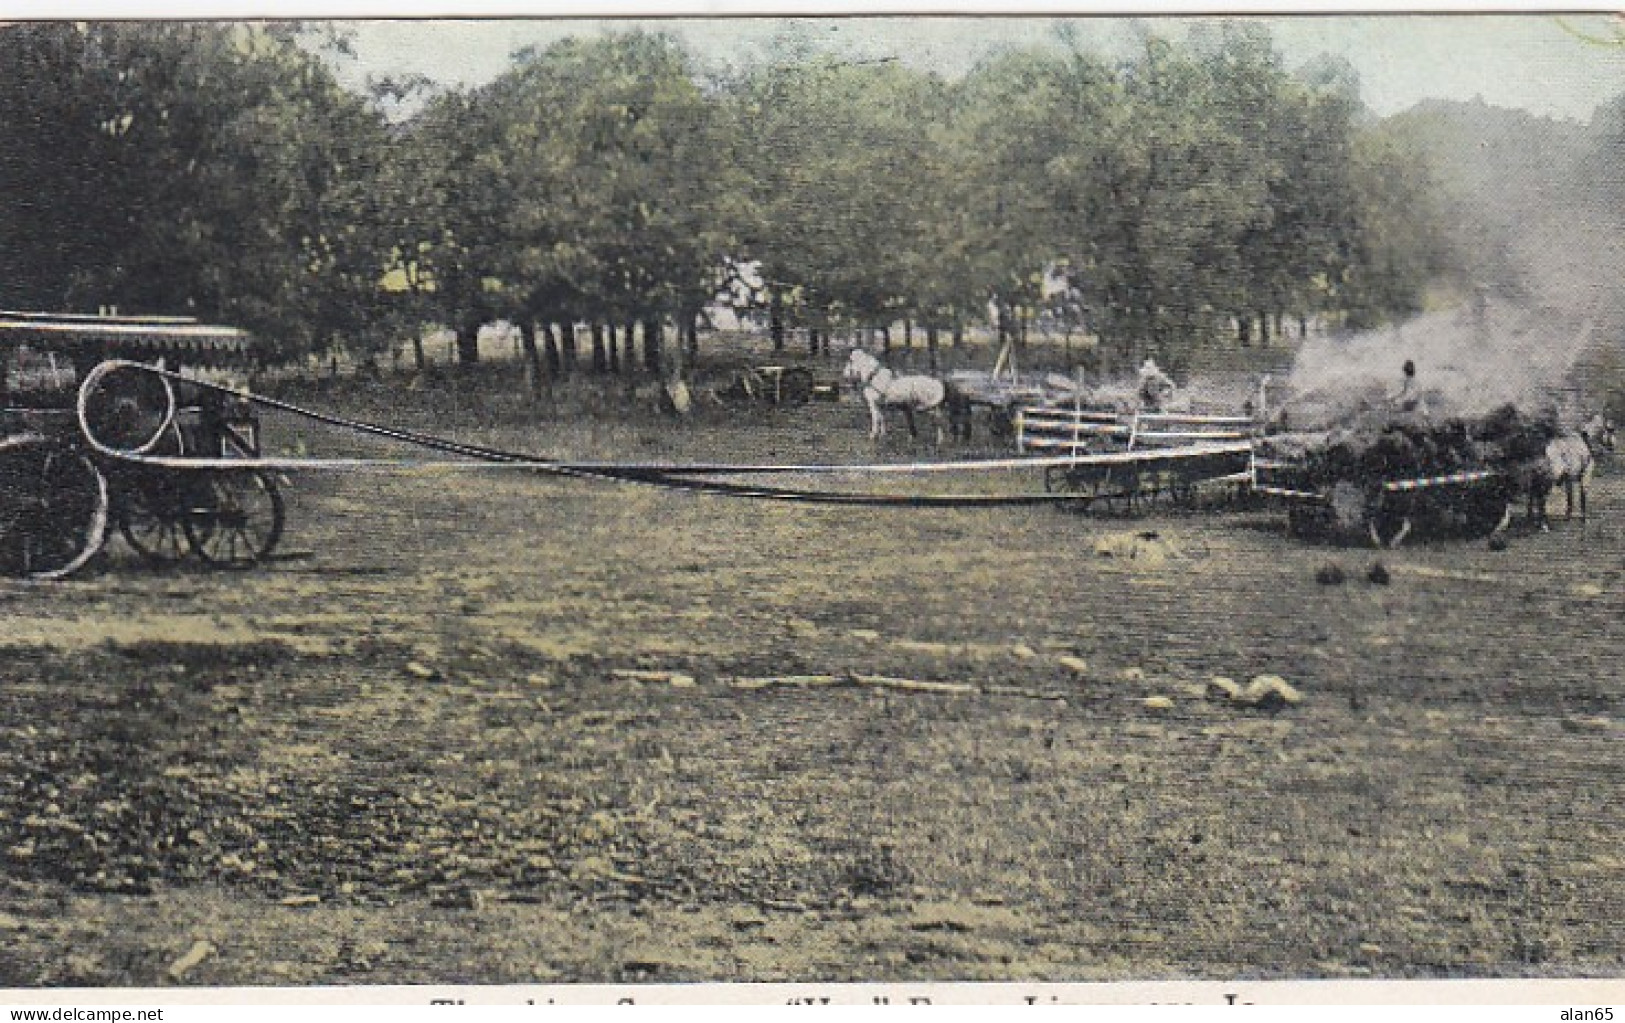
xmin=0 ymin=20 xmax=1464 ymax=382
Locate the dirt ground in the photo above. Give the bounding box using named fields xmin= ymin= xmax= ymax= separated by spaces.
xmin=1 ymin=374 xmax=1622 ymax=987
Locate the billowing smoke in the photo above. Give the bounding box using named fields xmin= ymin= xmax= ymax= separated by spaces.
xmin=1279 ymin=98 xmax=1624 ymax=431
xmin=1283 ymin=297 xmax=1597 ymax=428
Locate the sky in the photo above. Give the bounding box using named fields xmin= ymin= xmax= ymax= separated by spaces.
xmin=313 ymin=11 xmax=1625 ymax=122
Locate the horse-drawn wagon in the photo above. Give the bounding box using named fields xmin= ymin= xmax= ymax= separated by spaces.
xmin=1249 ymin=407 xmax=1551 ymax=547
xmin=0 ymin=311 xmax=283 ymax=579
xmin=1016 ymin=402 xmax=1259 ymax=511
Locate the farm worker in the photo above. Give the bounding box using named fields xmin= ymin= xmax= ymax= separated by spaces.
xmin=1137 ymin=358 xmax=1176 ymax=412
xmin=1391 ymin=359 xmax=1425 ymax=415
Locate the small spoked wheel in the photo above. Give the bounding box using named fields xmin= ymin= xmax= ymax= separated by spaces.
xmin=777 ymin=367 xmax=815 ymax=406
xmin=114 ymin=424 xmax=194 ymax=564
xmin=118 ymin=474 xmax=203 ymax=564
xmin=1043 ymin=464 xmax=1077 ymax=494
xmin=183 ymin=469 xmax=285 ymax=567
xmin=988 ymin=407 xmax=1017 ymax=440
xmin=0 ymin=435 xmax=109 ymax=580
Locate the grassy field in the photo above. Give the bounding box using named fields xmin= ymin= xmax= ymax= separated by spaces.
xmin=0 ymin=369 xmax=1621 ymax=987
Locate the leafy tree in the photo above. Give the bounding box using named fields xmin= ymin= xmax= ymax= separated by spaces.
xmin=0 ymin=22 xmax=392 ymax=361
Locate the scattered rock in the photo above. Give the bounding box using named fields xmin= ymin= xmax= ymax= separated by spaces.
xmin=610 ymin=668 xmax=694 ymax=687
xmin=1561 ymin=716 xmax=1614 ymax=733
xmin=525 ymin=673 xmax=554 ymax=687
xmin=1315 ymin=562 xmax=1346 ymax=586
xmin=404 ymin=661 xmax=438 ymax=681
xmin=279 ymin=894 xmax=321 ymax=907
xmin=1206 ymin=676 xmax=1242 ymax=702
xmin=166 ymin=940 xmax=215 ymax=982
xmin=1240 ymin=675 xmax=1303 ymax=710
xmin=1055 ymin=655 xmax=1089 ymax=675
xmin=1143 ymin=696 xmax=1175 ymax=712
xmin=1093 ymin=531 xmax=1178 ymax=565
xmin=1119 ymin=667 xmax=1146 ymax=682
xmin=430 ymin=887 xmax=487 ymax=911
xmin=1009 ymin=644 xmax=1037 ymax=660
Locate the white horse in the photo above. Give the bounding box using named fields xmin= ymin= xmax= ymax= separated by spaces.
xmin=841 ymin=348 xmax=971 ymax=443
xmin=1528 ymin=413 xmax=1615 ymax=528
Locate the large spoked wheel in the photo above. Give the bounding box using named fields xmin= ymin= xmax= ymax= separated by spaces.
xmin=0 ymin=435 xmax=109 ymax=580
xmin=78 ymin=361 xmax=176 ymax=455
xmin=1460 ymin=481 xmax=1515 ymax=539
xmin=183 ymin=469 xmax=284 ymax=567
xmin=1367 ymin=491 xmax=1414 ymax=549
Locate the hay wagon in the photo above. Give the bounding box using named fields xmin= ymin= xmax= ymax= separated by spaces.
xmin=1016 ymin=403 xmax=1258 ymax=511
xmin=0 ymin=311 xmax=283 ymax=579
xmin=1251 ymin=429 xmax=1518 ymax=548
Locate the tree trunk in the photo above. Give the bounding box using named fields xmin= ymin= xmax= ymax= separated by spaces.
xmin=590 ymin=322 xmax=607 ymax=373
xmin=542 ymin=322 xmax=561 ymax=374
xmin=881 ymin=324 xmax=891 ymax=353
xmin=685 ymin=312 xmax=699 ymax=358
xmin=454 ymin=320 xmax=480 ymax=366
xmin=623 ymin=320 xmax=638 ymax=374
xmin=925 ymin=324 xmax=939 ymax=373
xmin=606 ymin=323 xmax=620 ymax=374
xmin=411 ymin=331 xmax=427 ymax=372
xmin=518 ymin=320 xmax=545 ymax=396
xmin=559 ymin=321 xmax=578 ymax=373
xmin=808 ymin=326 xmax=820 ymax=356
xmin=952 ymin=322 xmax=964 ymax=348
xmin=642 ymin=318 xmax=662 ymax=374
xmin=769 ymin=290 xmax=785 ymax=351
xmin=1017 ymin=307 xmax=1028 ymax=348
xmin=1237 ymin=315 xmax=1251 ymax=347
xmin=1257 ymin=311 xmax=1271 ymax=345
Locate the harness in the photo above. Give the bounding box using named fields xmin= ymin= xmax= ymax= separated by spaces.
xmin=858 ymin=360 xmax=888 ymax=392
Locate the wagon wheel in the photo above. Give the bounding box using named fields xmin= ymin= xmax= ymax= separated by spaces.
xmin=1367 ymin=490 xmax=1414 ymax=549
xmin=118 ymin=474 xmax=209 ymax=564
xmin=78 ymin=361 xmax=176 ymax=455
xmin=0 ymin=435 xmax=109 ymax=580
xmin=183 ymin=469 xmax=284 ymax=567
xmin=115 ymin=423 xmax=196 ymax=564
xmin=777 ymin=367 xmax=815 ymax=406
xmin=1460 ymin=481 xmax=1514 ymax=538
xmin=1169 ymin=477 xmax=1199 ymax=509
xmin=1043 ymin=463 xmax=1078 ymax=495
